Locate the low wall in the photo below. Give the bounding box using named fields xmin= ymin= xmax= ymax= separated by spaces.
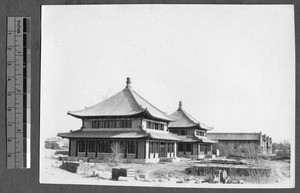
xmin=185 ymin=165 xmax=271 ymax=177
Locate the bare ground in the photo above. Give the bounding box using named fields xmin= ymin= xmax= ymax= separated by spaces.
xmin=40 ymin=149 xmax=291 ymax=187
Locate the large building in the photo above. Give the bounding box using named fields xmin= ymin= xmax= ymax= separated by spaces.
xmin=58 ymin=78 xmax=181 ymax=163
xmin=168 ymin=102 xmax=217 ymax=159
xmin=207 ymin=132 xmax=273 ymax=155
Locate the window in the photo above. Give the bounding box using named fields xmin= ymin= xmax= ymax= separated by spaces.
xmin=116 ymin=120 xmax=120 ymax=128
xmin=186 ymin=144 xmax=192 ymax=152
xmin=98 ymin=140 xmax=112 ymax=153
xmin=109 ymin=121 xmax=114 ymax=128
xmin=104 ymin=121 xmax=109 ymax=128
xmin=78 ymin=140 xmax=86 ymax=152
xmin=171 ymin=143 xmax=174 ymax=152
xmin=178 ymin=143 xmax=184 ymax=151
xmin=127 ymin=141 xmax=136 ymax=154
xmin=92 ymin=120 xmax=132 ymax=128
xmin=149 ymin=141 xmax=154 ymax=153
xmin=127 ymin=120 xmax=132 ymax=128
xmin=180 ymin=130 xmax=186 ymax=135
xmin=200 ymin=144 xmax=205 ymax=152
xmin=99 ymin=121 xmax=103 ymax=128
xmin=147 ymin=121 xmax=151 ymax=128
xmin=167 ymin=143 xmax=170 ymax=152
xmin=146 ymin=121 xmax=164 ymax=130
xmin=88 ymin=140 xmax=96 ymax=152
xmin=207 ymin=144 xmax=212 ymax=151
xmin=196 ymin=130 xmax=206 ymax=137
xmin=156 ymin=142 xmax=159 ymax=153
xmin=92 ymin=121 xmax=98 ymax=128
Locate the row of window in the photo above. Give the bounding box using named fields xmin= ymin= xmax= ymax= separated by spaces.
xmin=92 ymin=120 xmax=132 ymax=128
xmin=77 ymin=140 xmax=136 ymax=153
xmin=178 ymin=143 xmax=211 ymax=152
xmin=146 ymin=121 xmax=164 ymax=130
xmin=149 ymin=141 xmax=175 ymax=153
xmin=195 ymin=130 xmax=206 ymax=137
xmin=169 ymin=129 xmax=207 ymax=137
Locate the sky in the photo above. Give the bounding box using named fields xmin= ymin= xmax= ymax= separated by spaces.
xmin=41 ymin=5 xmax=295 ymax=144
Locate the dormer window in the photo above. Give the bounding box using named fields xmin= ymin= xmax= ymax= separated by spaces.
xmin=146 ymin=120 xmax=164 ymax=131
xmin=196 ymin=130 xmax=206 ymax=137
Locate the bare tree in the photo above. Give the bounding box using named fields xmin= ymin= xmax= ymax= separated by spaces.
xmin=110 ymin=141 xmax=125 ymax=166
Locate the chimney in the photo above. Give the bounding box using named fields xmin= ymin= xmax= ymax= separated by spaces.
xmin=178 ymin=101 xmax=182 ymax=110
xmin=126 ymin=77 xmax=131 ymax=88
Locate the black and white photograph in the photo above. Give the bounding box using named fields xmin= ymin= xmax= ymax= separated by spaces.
xmin=40 ymin=5 xmax=295 ymax=188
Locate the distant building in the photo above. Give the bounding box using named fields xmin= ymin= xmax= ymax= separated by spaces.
xmin=168 ymin=101 xmax=217 ymax=159
xmin=207 ymin=132 xmax=272 ymax=155
xmin=58 ymin=78 xmax=181 ymax=163
xmin=45 ymin=137 xmax=69 ymax=150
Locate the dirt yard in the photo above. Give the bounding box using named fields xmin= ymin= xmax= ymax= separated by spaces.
xmin=40 ymin=148 xmax=291 ymax=188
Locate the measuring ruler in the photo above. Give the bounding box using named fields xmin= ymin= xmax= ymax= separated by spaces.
xmin=6 ymin=17 xmax=31 ymax=169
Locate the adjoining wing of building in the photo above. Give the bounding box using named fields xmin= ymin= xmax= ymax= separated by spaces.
xmin=168 ymin=101 xmax=217 ymax=159
xmin=207 ymin=132 xmax=273 ymax=154
xmin=58 ymin=78 xmax=182 ymax=163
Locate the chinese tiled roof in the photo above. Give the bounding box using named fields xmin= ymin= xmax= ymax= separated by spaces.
xmin=207 ymin=133 xmax=261 ymax=141
xmin=68 ymin=78 xmax=174 ymax=122
xmin=146 ymin=130 xmax=183 ymax=141
xmin=176 ymin=135 xmax=218 ymax=143
xmin=58 ymin=129 xmax=183 ymax=141
xmin=168 ymin=101 xmax=213 ymax=130
xmin=58 ymin=130 xmax=149 ymax=139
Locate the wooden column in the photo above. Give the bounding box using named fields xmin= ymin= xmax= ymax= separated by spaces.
xmin=125 ymin=139 xmax=127 ymax=158
xmin=145 ymin=140 xmax=148 ymax=159
xmin=75 ymin=140 xmax=78 ymax=157
xmin=135 ymin=140 xmax=138 ymax=159
xmin=158 ymin=142 xmax=161 ymax=158
xmin=95 ymin=139 xmax=98 ymax=158
xmin=68 ymin=139 xmax=71 ymax=157
xmin=85 ymin=140 xmax=88 ymax=157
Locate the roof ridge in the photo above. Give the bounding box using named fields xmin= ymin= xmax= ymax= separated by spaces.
xmin=125 ymin=88 xmax=146 ymax=112
xmin=181 ymin=109 xmax=213 ymax=129
xmin=130 ymin=89 xmax=173 ymax=119
xmin=180 ymin=109 xmax=200 ymax=125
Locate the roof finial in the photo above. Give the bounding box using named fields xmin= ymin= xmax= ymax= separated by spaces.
xmin=178 ymin=101 xmax=182 ymax=110
xmin=126 ymin=77 xmax=131 ymax=88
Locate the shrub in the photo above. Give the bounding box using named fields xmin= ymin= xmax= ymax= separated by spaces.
xmin=54 ymin=150 xmax=69 ymax=156
xmin=273 ymin=140 xmax=290 ymax=159
xmin=59 ymin=161 xmax=79 ymax=173
xmin=214 ymin=143 xmax=261 ymax=159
